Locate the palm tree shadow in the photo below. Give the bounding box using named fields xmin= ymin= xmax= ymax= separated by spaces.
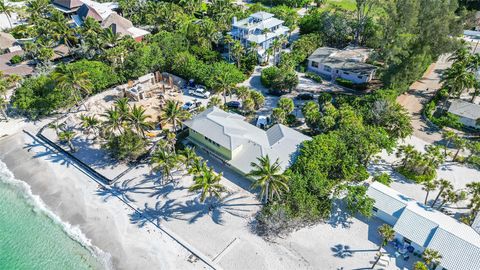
xmin=130 ymin=200 xmax=188 ymax=228
xmin=149 ymin=182 xmax=187 ymax=200
xmin=96 ymin=178 xmax=159 ymax=203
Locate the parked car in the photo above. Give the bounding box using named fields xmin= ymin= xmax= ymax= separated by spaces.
xmin=256 ymin=115 xmax=271 ymax=129
xmin=181 ymin=101 xmax=202 ymax=110
xmin=188 ymin=85 xmax=211 ymax=98
xmin=226 ymin=101 xmax=241 ymax=109
xmin=296 ymin=92 xmax=314 ymax=100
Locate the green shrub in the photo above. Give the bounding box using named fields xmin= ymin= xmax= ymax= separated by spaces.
xmin=10 ymin=54 xmax=23 ymax=64
xmin=305 ymin=72 xmax=322 ymax=83
xmin=396 ymin=167 xmax=435 ymax=183
xmin=373 ymin=173 xmax=392 ymax=186
xmin=286 ymin=114 xmax=296 ymax=126
xmin=335 ymin=78 xmax=368 ymax=91
xmin=103 ymin=130 xmax=146 ymax=161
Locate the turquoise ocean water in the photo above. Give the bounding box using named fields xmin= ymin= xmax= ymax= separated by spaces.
xmin=0 ymin=160 xmax=109 ymax=270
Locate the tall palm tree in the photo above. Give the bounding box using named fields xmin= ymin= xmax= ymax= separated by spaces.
xmin=189 ymin=167 xmax=225 ymax=205
xmin=101 ymin=27 xmax=121 ymax=48
xmin=431 ymin=179 xmax=453 ymax=207
xmin=58 ymin=130 xmax=76 ymax=152
xmin=52 ymin=20 xmax=78 ymax=50
xmin=51 ymin=64 xmax=93 ymax=111
xmin=442 ymin=130 xmax=457 ymax=157
xmin=160 ymin=100 xmax=189 ymax=132
xmin=224 ymin=34 xmax=234 ymax=62
xmin=179 ymin=146 xmax=200 ymax=168
xmin=114 ymin=98 xmax=130 ymax=120
xmin=247 ymin=155 xmax=289 ymax=204
xmin=0 ymin=0 xmax=14 ymax=28
xmin=235 ymin=86 xmax=250 ymax=102
xmin=151 ymin=148 xmax=180 ymax=184
xmin=422 ymin=248 xmax=442 ymax=269
xmin=441 ymin=62 xmax=476 ymax=98
xmin=0 ymin=96 xmax=8 ymax=121
xmin=396 ymin=144 xmax=416 ymax=168
xmin=187 ymin=158 xmax=208 ymax=176
xmin=452 ymin=136 xmax=467 ymax=161
xmin=213 ymin=70 xmax=234 ymax=103
xmin=371 ymin=224 xmax=395 ymax=269
xmin=102 ymin=108 xmax=124 ymax=137
xmin=207 ymin=95 xmax=222 ymax=108
xmin=231 ymin=40 xmax=244 ymax=68
xmin=422 ymin=180 xmax=437 ymax=205
xmin=80 ymin=114 xmax=100 ymax=138
xmin=128 ymin=105 xmax=153 ymax=138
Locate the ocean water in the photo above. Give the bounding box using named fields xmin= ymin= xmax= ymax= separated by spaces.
xmin=0 ymin=161 xmax=110 ymax=270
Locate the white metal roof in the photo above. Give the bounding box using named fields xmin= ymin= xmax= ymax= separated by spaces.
xmin=366 ymin=182 xmax=411 ymax=218
xmin=448 ymin=99 xmax=480 ymax=120
xmin=183 ymin=107 xmax=310 ymax=174
xmin=368 ymin=182 xmax=480 ymax=270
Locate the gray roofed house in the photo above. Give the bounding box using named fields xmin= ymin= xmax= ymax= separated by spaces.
xmin=368 ymin=182 xmax=480 ymax=270
xmin=101 ymin=13 xmax=150 ymax=41
xmin=307 ymin=46 xmax=377 ymax=84
xmin=448 ymin=99 xmax=480 ymax=129
xmin=183 ymin=107 xmax=311 ymax=175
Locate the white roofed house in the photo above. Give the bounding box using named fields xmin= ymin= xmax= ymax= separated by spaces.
xmin=230 ymin=11 xmax=289 ymax=63
xmin=307 ymin=46 xmax=377 ymax=84
xmin=183 ymin=107 xmax=310 ymax=176
xmin=367 ymin=182 xmax=480 ymax=270
xmin=447 ymin=99 xmax=480 ymax=129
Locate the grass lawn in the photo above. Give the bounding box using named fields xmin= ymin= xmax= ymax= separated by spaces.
xmin=325 ymin=0 xmax=357 ymax=11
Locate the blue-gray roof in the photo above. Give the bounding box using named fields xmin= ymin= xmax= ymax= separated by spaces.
xmin=367 ymin=182 xmax=411 ymax=218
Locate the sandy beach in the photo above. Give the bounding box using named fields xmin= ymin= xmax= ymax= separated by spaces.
xmin=0 ymin=131 xmax=208 ymax=270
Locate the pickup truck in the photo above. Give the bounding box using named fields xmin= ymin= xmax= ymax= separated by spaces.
xmin=188 ymin=85 xmax=211 ymax=98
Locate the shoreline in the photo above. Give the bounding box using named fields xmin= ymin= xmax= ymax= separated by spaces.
xmin=0 ymin=131 xmax=207 ymax=270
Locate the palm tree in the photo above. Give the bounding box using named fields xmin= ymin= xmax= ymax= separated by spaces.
xmin=102 ymin=108 xmax=124 ymax=137
xmin=247 ymin=155 xmax=289 ymax=204
xmin=437 ymin=189 xmax=465 ymax=210
xmin=189 ymin=167 xmax=225 ymax=205
xmin=207 ymin=96 xmax=222 ymax=108
xmin=396 ymin=144 xmax=416 ymax=168
xmin=160 ymin=100 xmax=189 ymax=132
xmin=231 ymin=40 xmax=244 ymax=68
xmin=422 ymin=180 xmax=437 ymax=205
xmin=0 ymin=0 xmax=14 ymax=28
xmin=452 ymin=135 xmax=467 ymax=161
xmin=213 ymin=70 xmax=234 ymax=103
xmin=441 ymin=62 xmax=476 ymax=98
xmin=371 ymin=224 xmax=395 ymax=269
xmin=187 ymin=158 xmax=207 ymax=176
xmin=101 ymin=27 xmax=121 ymax=48
xmin=235 ymin=86 xmax=250 ymax=102
xmin=413 ymin=261 xmax=428 ymax=270
xmin=114 ymin=97 xmax=130 ymax=120
xmin=51 ymin=64 xmax=93 ymax=111
xmin=224 ymin=34 xmax=234 ymax=61
xmin=431 ymin=179 xmax=453 ymax=207
xmin=128 ymin=105 xmax=153 ymax=138
xmin=151 ymin=148 xmax=180 ymax=184
xmin=0 ymin=96 xmax=8 ymax=121
xmin=442 ymin=130 xmax=456 ymax=157
xmin=80 ymin=114 xmax=100 ymax=138
xmin=180 ymin=146 xmax=200 ymax=168
xmin=58 ymin=130 xmax=76 ymax=152
xmin=422 ymin=248 xmax=442 ymax=269
xmin=52 ymin=20 xmax=78 ymax=50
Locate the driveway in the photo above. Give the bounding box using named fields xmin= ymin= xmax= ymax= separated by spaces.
xmin=396 ymin=54 xmax=452 ymax=143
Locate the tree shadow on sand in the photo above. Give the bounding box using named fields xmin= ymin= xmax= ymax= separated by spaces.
xmin=328 ymin=200 xmax=353 ymax=228
xmin=130 ymin=192 xmax=259 ymax=227
xmin=96 ymin=178 xmax=160 ymax=203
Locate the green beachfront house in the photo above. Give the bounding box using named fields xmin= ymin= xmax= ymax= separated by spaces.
xmin=183 ymin=107 xmax=311 ymax=176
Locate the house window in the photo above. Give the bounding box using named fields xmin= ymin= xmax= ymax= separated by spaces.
xmin=311 ymin=61 xmax=319 ymax=68
xmin=324 ymin=66 xmax=332 ymax=72
xmin=373 ymin=207 xmax=378 ymax=212
xmin=403 ymin=237 xmax=412 ymax=245
xmin=204 ymin=136 xmax=221 ymax=147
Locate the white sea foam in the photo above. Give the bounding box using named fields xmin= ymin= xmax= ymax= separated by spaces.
xmin=0 ymin=160 xmax=114 ymax=270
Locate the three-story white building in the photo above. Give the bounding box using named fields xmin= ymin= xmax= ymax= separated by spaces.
xmin=230 ymin=12 xmax=289 ymax=62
